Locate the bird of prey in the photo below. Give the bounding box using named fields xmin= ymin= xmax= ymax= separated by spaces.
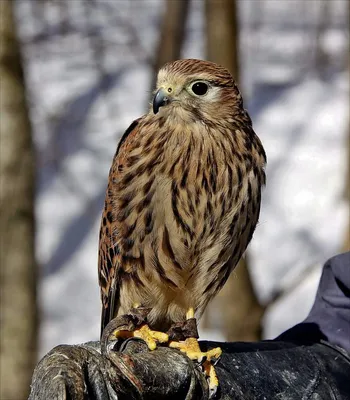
xmin=98 ymin=59 xmax=266 ymax=390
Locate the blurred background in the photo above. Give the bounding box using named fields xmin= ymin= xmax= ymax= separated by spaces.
xmin=1 ymin=0 xmax=349 ymax=398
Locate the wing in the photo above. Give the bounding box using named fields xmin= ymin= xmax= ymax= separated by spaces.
xmin=98 ymin=117 xmax=142 ymax=336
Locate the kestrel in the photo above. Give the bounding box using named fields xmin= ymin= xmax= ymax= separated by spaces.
xmin=98 ymin=59 xmax=266 ymax=391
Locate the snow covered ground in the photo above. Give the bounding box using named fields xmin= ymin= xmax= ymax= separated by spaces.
xmin=15 ymin=0 xmax=349 ymax=357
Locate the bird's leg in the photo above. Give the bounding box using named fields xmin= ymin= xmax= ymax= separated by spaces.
xmin=111 ymin=304 xmax=169 ymax=351
xmin=168 ymin=308 xmax=222 ymax=393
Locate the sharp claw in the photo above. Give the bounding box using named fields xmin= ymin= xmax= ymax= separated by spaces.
xmin=133 ymin=324 xmax=169 ymax=350
xmin=169 ymin=337 xmax=221 ymax=394
xmin=112 ymin=329 xmax=133 ymax=340
xmin=198 ymin=354 xmax=207 ymax=363
xmin=209 ymin=384 xmax=218 ymax=399
xmin=111 ymin=324 xmax=168 ymax=351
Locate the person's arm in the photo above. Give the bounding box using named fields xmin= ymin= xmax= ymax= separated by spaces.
xmin=277 ymin=252 xmax=350 ymax=353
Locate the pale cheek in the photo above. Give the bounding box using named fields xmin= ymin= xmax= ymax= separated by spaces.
xmin=202 ymin=87 xmax=221 ymax=103
xmin=176 ymin=108 xmax=194 ymax=123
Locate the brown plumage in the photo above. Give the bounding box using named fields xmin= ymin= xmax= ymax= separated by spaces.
xmin=98 ymin=59 xmax=266 ymax=335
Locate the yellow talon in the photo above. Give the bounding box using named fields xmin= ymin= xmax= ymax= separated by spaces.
xmin=112 ymin=324 xmax=168 ymax=351
xmin=170 ymin=306 xmax=221 ymax=392
xmin=204 ymin=359 xmax=220 ymax=390
xmin=169 ymin=337 xmax=222 ymax=390
xmin=134 ymin=324 xmax=169 ymax=350
xmin=169 ymin=337 xmax=221 ymax=361
xmin=206 ymin=346 xmax=222 ymax=360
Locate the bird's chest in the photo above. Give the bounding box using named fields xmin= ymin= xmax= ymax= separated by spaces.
xmin=149 ymin=156 xmax=238 ymax=268
xmin=115 ymin=127 xmax=253 ymax=273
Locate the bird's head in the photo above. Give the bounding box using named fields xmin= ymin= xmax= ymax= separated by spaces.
xmin=152 ymin=59 xmax=243 ymax=124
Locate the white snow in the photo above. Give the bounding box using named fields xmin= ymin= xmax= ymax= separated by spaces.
xmin=14 ymin=0 xmax=349 ymax=358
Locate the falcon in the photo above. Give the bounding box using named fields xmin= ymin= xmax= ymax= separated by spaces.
xmin=98 ymin=59 xmax=266 ymax=391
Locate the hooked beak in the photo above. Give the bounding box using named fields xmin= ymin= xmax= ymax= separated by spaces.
xmin=153 ymin=88 xmax=171 ymax=114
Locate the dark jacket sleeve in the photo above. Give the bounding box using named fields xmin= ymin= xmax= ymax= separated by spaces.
xmin=277 ymin=252 xmax=350 ymax=353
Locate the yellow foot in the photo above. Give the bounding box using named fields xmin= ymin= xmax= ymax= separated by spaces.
xmin=113 ymin=324 xmax=169 ymax=351
xmin=169 ymin=337 xmax=222 ymax=391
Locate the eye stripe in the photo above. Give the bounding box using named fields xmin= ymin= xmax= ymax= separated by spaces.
xmin=208 ymin=79 xmax=232 ymax=88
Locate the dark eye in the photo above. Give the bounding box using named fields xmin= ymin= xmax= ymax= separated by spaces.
xmin=191 ymin=82 xmax=208 ymax=96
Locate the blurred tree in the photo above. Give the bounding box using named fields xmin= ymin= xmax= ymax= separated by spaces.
xmin=0 ymin=1 xmax=38 ymax=399
xmin=203 ymin=0 xmax=265 ymax=341
xmin=314 ymin=0 xmax=331 ymax=78
xmin=343 ymin=120 xmax=350 ymax=252
xmin=151 ymin=0 xmax=190 ymax=92
xmin=343 ymin=4 xmax=350 ymax=252
xmin=205 ymin=0 xmax=239 ymax=79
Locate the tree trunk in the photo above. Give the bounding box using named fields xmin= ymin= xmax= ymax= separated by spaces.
xmin=343 ymin=5 xmax=350 ymax=252
xmin=0 ymin=1 xmax=38 ymax=399
xmin=342 ymin=121 xmax=350 ymax=252
xmin=205 ymin=0 xmax=239 ymax=80
xmin=150 ymin=0 xmax=190 ymax=92
xmin=204 ymin=0 xmax=265 ymax=341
